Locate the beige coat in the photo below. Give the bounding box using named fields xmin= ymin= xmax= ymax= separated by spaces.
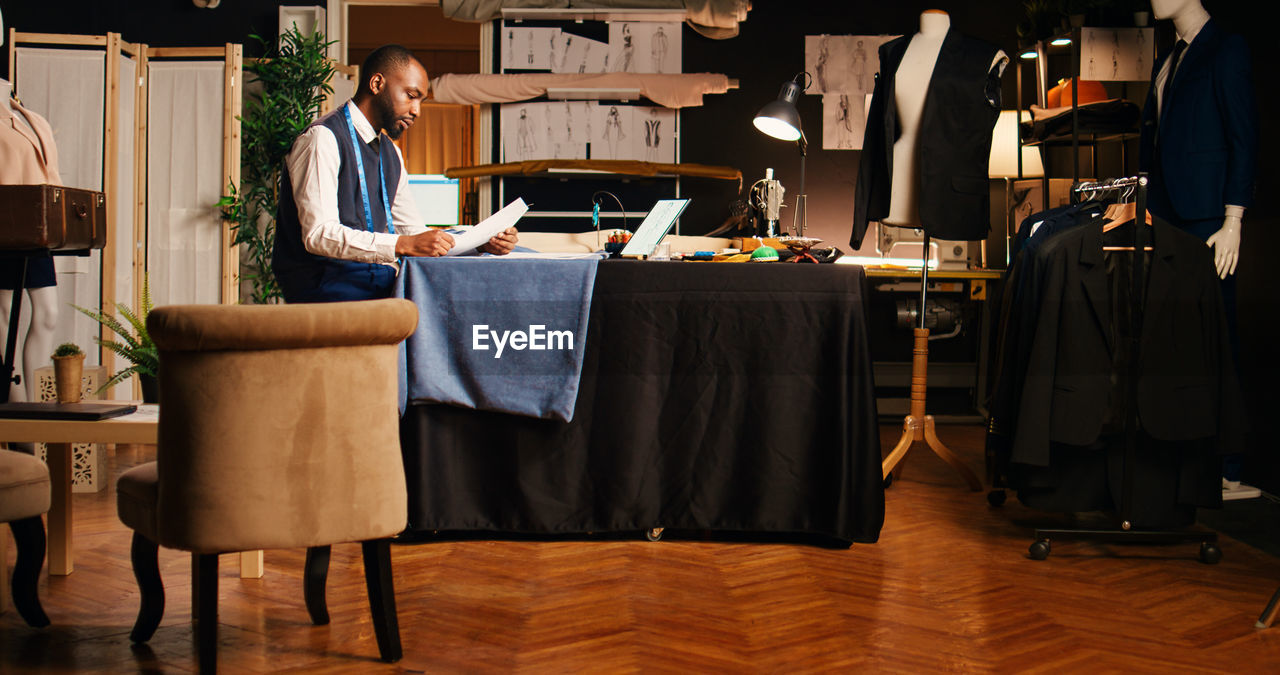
xmin=1 ymin=97 xmax=61 ymax=185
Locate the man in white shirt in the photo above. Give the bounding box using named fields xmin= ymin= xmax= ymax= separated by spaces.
xmin=273 ymin=44 xmax=517 ymax=302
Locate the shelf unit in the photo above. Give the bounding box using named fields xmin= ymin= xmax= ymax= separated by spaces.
xmin=1014 ymin=26 xmax=1151 ymax=212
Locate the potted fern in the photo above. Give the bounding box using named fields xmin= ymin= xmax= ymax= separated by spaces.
xmin=50 ymin=342 xmax=85 ymax=403
xmin=73 ymin=279 xmax=158 ymax=403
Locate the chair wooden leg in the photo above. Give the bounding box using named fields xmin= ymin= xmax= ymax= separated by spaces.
xmin=129 ymin=532 xmax=165 ymax=642
xmin=1258 ymin=585 xmax=1280 ymax=629
xmin=9 ymin=516 xmax=50 ymax=627
xmin=304 ymin=545 xmax=331 ymax=625
xmin=361 ymin=539 xmax=402 ymax=663
xmin=193 ymin=553 xmax=218 ymax=674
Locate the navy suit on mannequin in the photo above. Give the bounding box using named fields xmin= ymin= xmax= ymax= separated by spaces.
xmin=1139 ymin=19 xmax=1257 ymax=241
xmin=1139 ymin=3 xmax=1257 ymax=488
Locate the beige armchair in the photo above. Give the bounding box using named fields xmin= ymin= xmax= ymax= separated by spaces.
xmin=0 ymin=447 xmax=51 ymax=627
xmin=115 ymin=299 xmax=417 ymax=672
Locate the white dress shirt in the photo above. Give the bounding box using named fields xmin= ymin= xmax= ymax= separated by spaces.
xmin=285 ymin=101 xmax=425 ymax=266
xmin=1154 ymin=14 xmax=1208 ymax=114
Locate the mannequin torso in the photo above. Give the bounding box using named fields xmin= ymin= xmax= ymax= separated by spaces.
xmin=1 ymin=77 xmax=63 ymax=403
xmin=884 ymin=11 xmax=950 ymax=227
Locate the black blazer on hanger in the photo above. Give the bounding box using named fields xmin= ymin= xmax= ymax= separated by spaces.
xmin=851 ymin=30 xmax=1003 ymax=248
xmin=1011 ymin=217 xmax=1246 ymax=468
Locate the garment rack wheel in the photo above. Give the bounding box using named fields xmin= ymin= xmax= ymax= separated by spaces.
xmin=645 ymin=527 xmax=664 ymax=542
xmin=1029 ymin=539 xmax=1051 ymax=560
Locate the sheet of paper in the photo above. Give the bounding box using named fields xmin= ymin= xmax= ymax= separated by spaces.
xmin=446 ymin=198 xmax=528 ymax=255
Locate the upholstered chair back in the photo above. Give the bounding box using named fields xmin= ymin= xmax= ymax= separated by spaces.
xmin=142 ymin=299 xmax=417 ymax=554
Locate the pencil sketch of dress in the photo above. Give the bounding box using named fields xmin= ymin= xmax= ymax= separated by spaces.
xmin=527 ymin=32 xmax=535 ymax=65
xmin=617 ymin=24 xmax=634 ymax=72
xmin=1111 ymin=31 xmax=1120 ymax=79
xmin=851 ymin=40 xmax=868 ymax=91
xmin=651 ymin=26 xmax=669 ymax=73
xmin=602 ymin=106 xmax=625 ymax=157
xmin=518 ymin=108 xmax=537 ymax=156
xmin=815 ymin=35 xmax=830 ymax=92
xmin=836 ymin=94 xmax=854 ymax=149
xmin=560 ymin=35 xmax=572 ymax=72
xmin=644 ymin=111 xmax=661 ymax=162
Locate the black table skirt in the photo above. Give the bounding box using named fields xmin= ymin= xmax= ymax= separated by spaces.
xmin=400 ymin=261 xmax=884 ymax=545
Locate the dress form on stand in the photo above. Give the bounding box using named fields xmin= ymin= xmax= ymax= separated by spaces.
xmin=1 ymin=77 xmax=62 ymax=403
xmin=878 ymin=11 xmax=984 ymax=491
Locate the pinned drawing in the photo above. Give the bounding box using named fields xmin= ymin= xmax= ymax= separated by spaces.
xmin=804 ymin=34 xmax=896 ymax=96
xmin=641 ymin=107 xmax=676 ymax=163
xmin=609 ymin=22 xmax=681 ymax=74
xmin=546 ymin=101 xmax=590 ymax=159
xmin=501 ymin=103 xmax=540 ymax=161
xmin=1080 ymin=27 xmax=1153 ymax=82
xmin=554 ymin=33 xmax=608 ymax=74
xmin=503 ymin=27 xmax=559 ymax=71
xmin=822 ymin=93 xmax=862 ymax=150
xmin=805 ymin=34 xmax=898 ymax=150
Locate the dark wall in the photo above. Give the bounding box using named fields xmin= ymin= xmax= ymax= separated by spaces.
xmin=0 ymin=0 xmax=320 ymax=72
xmin=1202 ymin=2 xmax=1280 ymax=494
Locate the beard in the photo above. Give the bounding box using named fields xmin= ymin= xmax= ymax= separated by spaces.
xmin=373 ymin=91 xmax=410 ymax=140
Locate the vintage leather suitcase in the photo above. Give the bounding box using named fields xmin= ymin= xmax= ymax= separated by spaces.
xmin=0 ymin=184 xmax=107 ymax=251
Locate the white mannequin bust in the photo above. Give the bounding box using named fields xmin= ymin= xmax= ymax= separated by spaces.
xmin=1150 ymin=0 xmax=1241 ymax=278
xmin=882 ymin=10 xmax=1008 ymax=228
xmin=882 ymin=10 xmax=951 ymax=227
xmin=1 ymin=77 xmax=61 ymax=403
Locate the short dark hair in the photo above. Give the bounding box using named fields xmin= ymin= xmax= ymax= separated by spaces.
xmin=357 ymin=44 xmax=418 ymax=96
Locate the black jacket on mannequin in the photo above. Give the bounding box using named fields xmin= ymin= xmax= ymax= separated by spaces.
xmin=851 ymin=30 xmax=1003 ymax=248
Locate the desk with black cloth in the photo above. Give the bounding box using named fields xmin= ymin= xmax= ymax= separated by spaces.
xmin=398 ymin=261 xmax=884 ymax=546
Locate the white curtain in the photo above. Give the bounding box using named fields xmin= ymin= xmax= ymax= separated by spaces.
xmin=113 ymin=55 xmax=137 ymax=321
xmin=14 ymin=47 xmax=107 ymax=368
xmin=146 ymin=61 xmax=224 ymax=306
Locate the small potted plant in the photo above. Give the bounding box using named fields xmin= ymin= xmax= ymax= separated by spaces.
xmin=73 ymin=277 xmax=159 ymax=402
xmin=51 ymin=342 xmax=85 ymax=403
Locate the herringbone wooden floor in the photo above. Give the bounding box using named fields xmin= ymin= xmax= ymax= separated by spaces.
xmin=4 ymin=425 xmax=1280 ymax=672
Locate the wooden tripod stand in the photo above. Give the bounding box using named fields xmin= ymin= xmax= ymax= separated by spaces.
xmin=880 ymin=236 xmax=983 ymax=491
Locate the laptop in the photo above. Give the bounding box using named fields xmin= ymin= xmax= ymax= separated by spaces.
xmin=619 ymin=198 xmax=691 ymax=259
xmin=0 ymin=402 xmax=139 ymax=421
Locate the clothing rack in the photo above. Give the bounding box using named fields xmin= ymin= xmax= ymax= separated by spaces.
xmin=1027 ymin=173 xmax=1221 ymax=564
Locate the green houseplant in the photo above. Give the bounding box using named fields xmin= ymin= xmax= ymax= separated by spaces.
xmin=73 ymin=278 xmax=158 ymax=402
xmin=51 ymin=342 xmax=85 ymax=403
xmin=219 ymin=27 xmax=336 ymax=304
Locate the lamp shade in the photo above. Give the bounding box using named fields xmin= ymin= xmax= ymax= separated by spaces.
xmin=753 ymin=79 xmax=804 ymax=141
xmin=988 ymin=110 xmax=1044 ymax=178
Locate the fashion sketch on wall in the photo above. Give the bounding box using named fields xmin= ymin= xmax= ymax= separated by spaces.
xmin=640 ymin=106 xmax=677 ymax=163
xmin=552 ymin=33 xmax=608 ymax=74
xmin=608 ymin=22 xmax=681 ymax=74
xmin=502 ymin=27 xmax=557 ymax=70
xmin=501 ymin=103 xmax=543 ymax=161
xmin=1080 ymin=27 xmax=1153 ymax=82
xmin=805 ymin=34 xmax=898 ymax=150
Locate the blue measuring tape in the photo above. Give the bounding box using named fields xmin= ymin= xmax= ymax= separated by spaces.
xmin=342 ymin=105 xmax=396 ymax=235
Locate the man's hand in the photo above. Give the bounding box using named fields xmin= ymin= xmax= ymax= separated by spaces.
xmin=1205 ymin=216 xmax=1242 ymax=279
xmin=395 ymin=229 xmax=455 ymax=257
xmin=479 ymin=227 xmax=519 ymax=255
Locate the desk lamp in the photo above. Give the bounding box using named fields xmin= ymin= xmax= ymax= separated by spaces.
xmin=753 ymin=73 xmax=811 ymax=241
